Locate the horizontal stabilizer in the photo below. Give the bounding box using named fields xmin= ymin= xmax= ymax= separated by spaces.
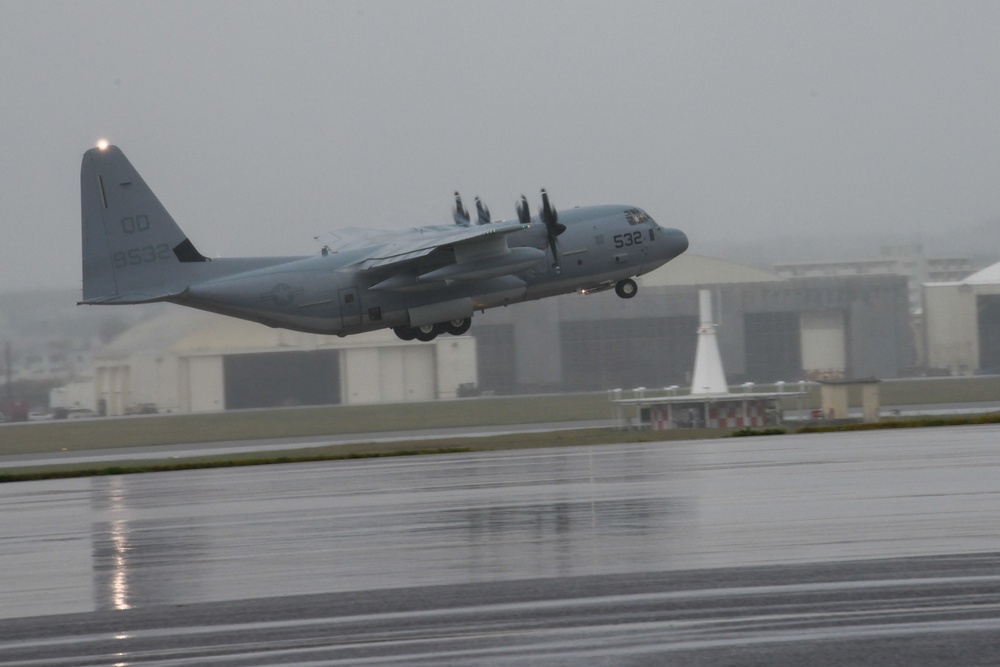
xmin=78 ymin=288 xmax=184 ymax=305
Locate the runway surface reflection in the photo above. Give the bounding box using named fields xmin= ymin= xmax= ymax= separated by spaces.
xmin=2 ymin=425 xmax=1000 ymax=664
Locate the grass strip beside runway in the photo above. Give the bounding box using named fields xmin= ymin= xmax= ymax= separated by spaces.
xmin=0 ymin=427 xmax=720 ymax=483
xmin=797 ymin=411 xmax=1000 ymax=432
xmin=0 ymin=394 xmax=610 ymax=455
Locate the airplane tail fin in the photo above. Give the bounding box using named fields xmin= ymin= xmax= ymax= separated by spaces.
xmin=80 ymin=144 xmax=208 ymax=304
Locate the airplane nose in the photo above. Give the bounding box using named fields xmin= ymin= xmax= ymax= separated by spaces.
xmin=666 ymin=228 xmax=689 ymax=256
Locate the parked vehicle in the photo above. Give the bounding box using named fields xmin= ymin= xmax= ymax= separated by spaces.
xmin=0 ymin=400 xmax=28 ymax=422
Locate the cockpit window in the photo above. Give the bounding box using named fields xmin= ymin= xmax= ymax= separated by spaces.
xmin=625 ymin=208 xmax=652 ymax=225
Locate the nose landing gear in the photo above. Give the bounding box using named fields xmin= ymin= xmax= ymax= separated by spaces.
xmin=615 ymin=279 xmax=638 ymax=299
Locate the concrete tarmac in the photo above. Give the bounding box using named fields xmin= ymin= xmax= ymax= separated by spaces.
xmin=2 ymin=424 xmax=1000 ymax=664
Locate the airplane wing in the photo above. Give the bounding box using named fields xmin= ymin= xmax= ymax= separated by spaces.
xmin=357 ymin=221 xmax=532 ymax=271
xmin=318 ymin=221 xmax=543 ymax=290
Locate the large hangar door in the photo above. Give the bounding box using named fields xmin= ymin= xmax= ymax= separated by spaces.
xmin=474 ymin=324 xmax=516 ymax=394
xmin=978 ymin=295 xmax=1000 ymax=373
xmin=341 ymin=345 xmax=437 ymax=404
xmin=403 ymin=345 xmax=435 ymax=402
xmin=223 ymin=351 xmax=340 ymax=409
xmin=800 ymin=311 xmax=847 ymax=380
xmin=560 ymin=316 xmax=698 ymax=391
xmin=744 ymin=312 xmax=801 ymax=382
xmin=187 ymin=356 xmax=224 ymax=413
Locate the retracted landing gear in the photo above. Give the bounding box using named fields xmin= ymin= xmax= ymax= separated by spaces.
xmin=615 ymin=278 xmax=638 ymax=299
xmin=393 ymin=317 xmax=472 ymax=342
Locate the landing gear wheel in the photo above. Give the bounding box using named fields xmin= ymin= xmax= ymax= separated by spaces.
xmin=413 ymin=324 xmax=439 ymax=342
xmin=443 ymin=317 xmax=472 ymax=336
xmin=615 ymin=278 xmax=638 ymax=299
xmin=393 ymin=326 xmax=416 ymax=341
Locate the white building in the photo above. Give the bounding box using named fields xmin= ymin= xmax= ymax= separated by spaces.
xmin=49 ymin=381 xmax=96 ymax=411
xmin=93 ymin=310 xmax=476 ymax=416
xmin=924 ymin=262 xmax=1000 ymax=375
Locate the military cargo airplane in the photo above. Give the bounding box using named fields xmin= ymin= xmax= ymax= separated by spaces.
xmin=80 ymin=144 xmax=688 ymax=341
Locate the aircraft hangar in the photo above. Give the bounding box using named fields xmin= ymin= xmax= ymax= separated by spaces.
xmin=472 ymin=253 xmax=914 ymax=393
xmin=93 ymin=310 xmax=476 ymax=416
xmin=923 ymin=262 xmax=1000 ymax=375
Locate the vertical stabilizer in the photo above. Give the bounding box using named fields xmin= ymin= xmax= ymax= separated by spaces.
xmin=80 ymin=144 xmax=206 ymax=303
xmin=690 ymin=289 xmax=729 ymax=395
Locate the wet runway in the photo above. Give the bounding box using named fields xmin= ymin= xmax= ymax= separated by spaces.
xmin=3 ymin=425 xmax=1000 ymax=664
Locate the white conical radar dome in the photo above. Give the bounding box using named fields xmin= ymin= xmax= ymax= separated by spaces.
xmin=689 ymin=289 xmax=729 ymax=395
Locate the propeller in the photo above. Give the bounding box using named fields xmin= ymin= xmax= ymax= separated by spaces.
xmin=453 ymin=191 xmax=470 ymax=226
xmin=475 ymin=196 xmax=491 ymax=225
xmin=538 ymin=188 xmax=566 ymax=271
xmin=516 ymin=194 xmax=530 ymax=225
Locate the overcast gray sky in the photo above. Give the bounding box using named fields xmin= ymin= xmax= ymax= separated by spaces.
xmin=2 ymin=0 xmax=999 ymax=292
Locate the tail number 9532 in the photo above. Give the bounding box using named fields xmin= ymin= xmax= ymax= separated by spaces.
xmin=113 ymin=243 xmax=172 ymax=269
xmin=613 ymin=231 xmax=643 ymax=248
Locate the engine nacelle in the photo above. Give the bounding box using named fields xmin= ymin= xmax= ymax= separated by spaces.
xmin=408 ymin=297 xmax=474 ymax=328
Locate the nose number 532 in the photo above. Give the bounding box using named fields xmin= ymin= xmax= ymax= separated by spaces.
xmin=613 ymin=231 xmax=643 ymax=248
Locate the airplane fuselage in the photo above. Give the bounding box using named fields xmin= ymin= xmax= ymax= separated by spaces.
xmin=175 ymin=206 xmax=686 ymax=336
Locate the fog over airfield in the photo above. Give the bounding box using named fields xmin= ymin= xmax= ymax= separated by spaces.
xmin=1 ymin=1 xmax=999 ymax=293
